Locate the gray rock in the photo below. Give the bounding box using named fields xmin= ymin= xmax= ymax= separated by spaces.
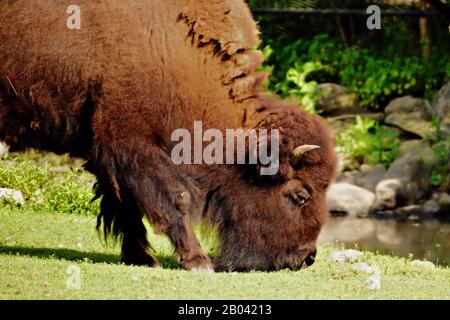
xmin=410 ymin=260 xmax=436 ymax=269
xmin=385 ymin=96 xmax=434 ymax=138
xmin=432 ymin=81 xmax=450 ymax=125
xmin=335 ymin=165 xmax=386 ymax=193
xmin=316 ymin=83 xmax=359 ymax=115
xmin=0 ymin=142 xmax=8 ymax=157
xmin=0 ymin=188 xmax=25 ymax=206
xmin=399 ymin=140 xmax=422 ymax=155
xmin=329 ymin=249 xmax=363 ymax=263
xmin=335 ymin=170 xmax=358 ymax=185
xmin=326 ymin=183 xmax=375 ymax=217
xmin=49 ymin=166 xmax=71 ymax=174
xmin=394 ymin=205 xmax=422 ymax=219
xmin=365 ymin=275 xmax=381 ymax=290
xmin=352 ymin=262 xmax=376 ymax=274
xmin=354 ymin=164 xmax=387 ymax=192
xmin=421 ymin=199 xmax=441 ymax=218
xmin=437 ymin=193 xmax=450 ymax=208
xmin=420 ymin=193 xmax=450 ymax=218
xmin=373 ymin=143 xmax=434 ymax=211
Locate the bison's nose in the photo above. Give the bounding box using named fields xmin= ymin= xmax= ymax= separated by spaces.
xmin=303 ymin=250 xmax=317 ymax=267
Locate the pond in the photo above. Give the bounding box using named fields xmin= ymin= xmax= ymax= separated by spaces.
xmin=318 ymin=217 xmax=450 ymax=266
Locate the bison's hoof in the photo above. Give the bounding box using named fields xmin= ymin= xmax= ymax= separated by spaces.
xmin=182 ymin=255 xmax=215 ymax=273
xmin=121 ymin=254 xmax=160 ymax=268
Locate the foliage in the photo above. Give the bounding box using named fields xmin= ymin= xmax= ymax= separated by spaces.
xmin=0 ymin=153 xmax=98 ymax=215
xmin=426 ymin=117 xmax=450 ymax=190
xmin=337 ymin=116 xmax=400 ymax=167
xmin=260 ymin=34 xmax=450 ymax=110
xmin=284 ymin=62 xmax=324 ymax=114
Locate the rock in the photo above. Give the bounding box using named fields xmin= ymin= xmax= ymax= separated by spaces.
xmin=365 ymin=275 xmax=381 ymax=290
xmin=373 ymin=143 xmax=434 ymax=211
xmin=335 ymin=170 xmax=358 ymax=185
xmin=385 ymin=96 xmax=434 ymax=138
xmin=354 ymin=164 xmax=387 ymax=193
xmin=394 ymin=205 xmax=422 ymax=220
xmin=49 ymin=166 xmax=71 ymax=174
xmin=335 ymin=165 xmax=386 ymax=193
xmin=352 ymin=262 xmax=375 ymax=274
xmin=399 ymin=140 xmax=422 ymax=155
xmin=420 ymin=193 xmax=450 ymax=218
xmin=436 ymin=193 xmax=450 ymax=206
xmin=0 ymin=142 xmax=8 ymax=157
xmin=0 ymin=188 xmax=25 ymax=206
xmin=421 ymin=199 xmax=441 ymax=219
xmin=326 ymin=183 xmax=375 ymax=217
xmin=329 ymin=249 xmax=363 ymax=263
xmin=432 ymin=81 xmax=450 ymax=134
xmin=410 ymin=260 xmax=436 ymax=269
xmin=316 ymin=83 xmax=359 ymax=115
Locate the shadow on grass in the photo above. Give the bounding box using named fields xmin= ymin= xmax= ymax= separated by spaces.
xmin=0 ymin=245 xmax=179 ymax=269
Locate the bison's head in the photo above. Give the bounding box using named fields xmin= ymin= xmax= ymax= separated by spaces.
xmin=0 ymin=81 xmax=45 ymax=153
xmin=213 ymin=98 xmax=336 ymax=272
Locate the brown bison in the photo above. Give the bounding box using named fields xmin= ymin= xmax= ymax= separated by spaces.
xmin=0 ymin=0 xmax=336 ymax=271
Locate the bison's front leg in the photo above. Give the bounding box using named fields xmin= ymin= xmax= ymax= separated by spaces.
xmin=107 ymin=149 xmax=214 ymax=272
xmin=166 ymin=195 xmax=214 ymax=272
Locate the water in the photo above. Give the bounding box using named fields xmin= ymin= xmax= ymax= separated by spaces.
xmin=318 ymin=217 xmax=450 ymax=266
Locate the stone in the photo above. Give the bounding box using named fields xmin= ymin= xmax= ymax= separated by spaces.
xmin=365 ymin=275 xmax=381 ymax=290
xmin=0 ymin=188 xmax=25 ymax=206
xmin=352 ymin=262 xmax=375 ymax=274
xmin=394 ymin=205 xmax=422 ymax=220
xmin=421 ymin=199 xmax=441 ymax=218
xmin=49 ymin=166 xmax=72 ymax=174
xmin=326 ymin=183 xmax=375 ymax=217
xmin=399 ymin=140 xmax=422 ymax=155
xmin=432 ymin=81 xmax=450 ymax=130
xmin=372 ymin=143 xmax=434 ymax=211
xmin=0 ymin=142 xmax=8 ymax=157
xmin=410 ymin=260 xmax=436 ymax=269
xmin=436 ymin=193 xmax=450 ymax=207
xmin=335 ymin=165 xmax=386 ymax=193
xmin=354 ymin=164 xmax=387 ymax=193
xmin=334 ymin=170 xmax=358 ymax=185
xmin=385 ymin=96 xmax=434 ymax=138
xmin=315 ymin=83 xmax=359 ymax=115
xmin=329 ymin=249 xmax=363 ymax=263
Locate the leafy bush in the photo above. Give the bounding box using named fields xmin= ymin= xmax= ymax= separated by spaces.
xmin=426 ymin=118 xmax=450 ymax=190
xmin=337 ymin=116 xmax=400 ymax=167
xmin=0 ymin=154 xmax=99 ymax=215
xmin=260 ymin=34 xmax=450 ymax=110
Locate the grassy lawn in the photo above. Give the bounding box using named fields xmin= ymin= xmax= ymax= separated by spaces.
xmin=0 ymin=209 xmax=449 ymax=300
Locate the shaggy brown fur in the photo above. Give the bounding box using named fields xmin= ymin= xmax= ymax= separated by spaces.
xmin=0 ymin=0 xmax=336 ymax=271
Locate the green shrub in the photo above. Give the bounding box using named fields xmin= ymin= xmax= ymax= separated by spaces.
xmin=260 ymin=34 xmax=449 ymax=110
xmin=337 ymin=116 xmax=400 ymax=167
xmin=0 ymin=154 xmax=98 ymax=215
xmin=426 ymin=118 xmax=450 ymax=189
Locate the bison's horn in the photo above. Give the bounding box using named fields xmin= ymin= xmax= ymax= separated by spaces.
xmin=290 ymin=145 xmax=321 ymax=166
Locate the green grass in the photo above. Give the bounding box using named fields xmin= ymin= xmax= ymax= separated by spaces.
xmin=0 ymin=209 xmax=449 ymax=300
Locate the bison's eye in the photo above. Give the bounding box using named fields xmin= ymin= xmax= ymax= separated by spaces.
xmin=286 ymin=190 xmax=310 ymax=207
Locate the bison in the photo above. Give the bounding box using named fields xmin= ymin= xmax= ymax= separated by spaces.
xmin=0 ymin=0 xmax=336 ymax=272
